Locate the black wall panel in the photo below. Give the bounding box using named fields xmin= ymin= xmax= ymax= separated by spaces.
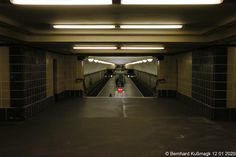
xmin=10 ymin=46 xmax=46 ymax=108
xmin=192 ymin=47 xmax=227 ymax=108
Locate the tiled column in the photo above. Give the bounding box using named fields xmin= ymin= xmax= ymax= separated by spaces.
xmin=9 ymin=46 xmax=47 ymax=120
xmin=192 ymin=46 xmax=228 ymax=120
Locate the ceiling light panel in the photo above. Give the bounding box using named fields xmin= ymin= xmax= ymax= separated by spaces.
xmin=147 ymin=58 xmax=153 ymax=62
xmin=53 ymin=25 xmax=115 ymax=29
xmin=74 ymin=46 xmax=118 ymax=50
xmin=88 ymin=58 xmax=94 ymax=62
xmin=121 ymin=0 xmax=223 ymax=5
xmin=120 ymin=25 xmax=183 ymax=29
xmin=10 ymin=0 xmax=112 ymax=5
xmin=121 ymin=47 xmax=165 ymax=50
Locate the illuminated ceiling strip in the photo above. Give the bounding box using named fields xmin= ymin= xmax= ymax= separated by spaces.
xmin=91 ymin=59 xmax=114 ymax=65
xmin=121 ymin=47 xmax=164 ymax=50
xmin=97 ymin=60 xmax=114 ymax=65
xmin=54 ymin=25 xmax=182 ymax=29
xmin=74 ymin=46 xmax=118 ymax=50
xmin=88 ymin=58 xmax=94 ymax=62
xmin=10 ymin=0 xmax=112 ymax=5
xmin=120 ymin=25 xmax=183 ymax=29
xmin=147 ymin=58 xmax=153 ymax=62
xmin=121 ymin=0 xmax=223 ymax=5
xmin=53 ymin=25 xmax=116 ymax=29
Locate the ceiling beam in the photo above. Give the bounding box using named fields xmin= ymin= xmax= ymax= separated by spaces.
xmin=24 ymin=35 xmax=207 ymax=43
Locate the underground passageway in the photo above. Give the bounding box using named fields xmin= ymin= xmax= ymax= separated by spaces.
xmin=0 ymin=0 xmax=236 ymax=156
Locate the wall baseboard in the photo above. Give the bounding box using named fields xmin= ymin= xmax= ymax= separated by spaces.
xmin=0 ymin=90 xmax=84 ymax=121
xmin=158 ymin=90 xmax=177 ymax=97
xmin=0 ymin=96 xmax=54 ymax=121
xmin=55 ymin=90 xmax=84 ymax=101
xmin=177 ymin=92 xmax=235 ymax=121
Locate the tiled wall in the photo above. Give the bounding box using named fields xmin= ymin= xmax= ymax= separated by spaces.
xmin=46 ymin=53 xmax=53 ymax=97
xmin=128 ymin=55 xmax=191 ymax=97
xmin=127 ymin=61 xmax=158 ymax=75
xmin=46 ymin=53 xmax=84 ymax=98
xmin=10 ymin=46 xmax=46 ymax=107
xmin=83 ymin=61 xmax=115 ymax=92
xmin=84 ymin=70 xmax=106 ymax=90
xmin=46 ymin=54 xmax=114 ymax=98
xmin=0 ymin=47 xmax=10 ymax=108
xmin=227 ymin=47 xmax=236 ymax=108
xmin=127 ymin=57 xmax=178 ymax=97
xmin=130 ymin=70 xmax=157 ymax=96
xmin=192 ymin=47 xmax=227 ymax=108
xmin=126 ymin=61 xmax=159 ymax=94
xmin=177 ymin=52 xmax=192 ymax=97
xmin=157 ymin=56 xmax=177 ymax=91
xmin=134 ymin=70 xmax=157 ymax=90
xmin=84 ymin=62 xmax=115 ymax=75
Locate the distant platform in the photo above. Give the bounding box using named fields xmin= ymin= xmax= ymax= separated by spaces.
xmin=97 ymin=77 xmax=143 ymax=98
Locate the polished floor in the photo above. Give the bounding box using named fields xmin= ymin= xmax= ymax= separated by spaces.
xmin=97 ymin=77 xmax=143 ymax=97
xmin=0 ymin=97 xmax=236 ymax=157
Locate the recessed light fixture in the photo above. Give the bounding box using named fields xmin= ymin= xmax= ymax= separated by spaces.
xmin=74 ymin=46 xmax=118 ymax=50
xmin=147 ymin=58 xmax=153 ymax=62
xmin=90 ymin=59 xmax=114 ymax=65
xmin=121 ymin=0 xmax=223 ymax=5
xmin=10 ymin=0 xmax=112 ymax=5
xmin=53 ymin=25 xmax=116 ymax=29
xmin=88 ymin=58 xmax=94 ymax=62
xmin=121 ymin=47 xmax=165 ymax=50
xmin=120 ymin=25 xmax=183 ymax=29
xmin=97 ymin=60 xmax=114 ymax=65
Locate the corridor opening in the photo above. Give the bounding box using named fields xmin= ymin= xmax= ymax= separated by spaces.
xmin=84 ymin=56 xmax=162 ymax=98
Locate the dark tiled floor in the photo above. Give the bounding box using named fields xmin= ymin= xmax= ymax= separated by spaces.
xmin=0 ymin=98 xmax=236 ymax=157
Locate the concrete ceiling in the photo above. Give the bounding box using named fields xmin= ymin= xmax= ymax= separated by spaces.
xmin=0 ymin=0 xmax=235 ymax=55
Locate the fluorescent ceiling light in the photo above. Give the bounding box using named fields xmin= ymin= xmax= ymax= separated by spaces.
xmin=88 ymin=58 xmax=94 ymax=62
xmin=126 ymin=60 xmax=144 ymax=66
xmin=54 ymin=25 xmax=115 ymax=29
xmin=120 ymin=25 xmax=183 ymax=29
xmin=98 ymin=60 xmax=114 ymax=65
xmin=121 ymin=47 xmax=165 ymax=50
xmin=147 ymin=58 xmax=153 ymax=62
xmin=90 ymin=59 xmax=114 ymax=65
xmin=74 ymin=46 xmax=117 ymax=50
xmin=121 ymin=0 xmax=223 ymax=5
xmin=10 ymin=0 xmax=112 ymax=5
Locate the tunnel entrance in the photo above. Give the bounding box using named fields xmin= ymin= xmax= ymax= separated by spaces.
xmin=97 ymin=69 xmax=144 ymax=98
xmin=84 ymin=56 xmax=159 ymax=98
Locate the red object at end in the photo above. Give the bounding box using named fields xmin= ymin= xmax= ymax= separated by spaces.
xmin=117 ymin=87 xmax=123 ymax=93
